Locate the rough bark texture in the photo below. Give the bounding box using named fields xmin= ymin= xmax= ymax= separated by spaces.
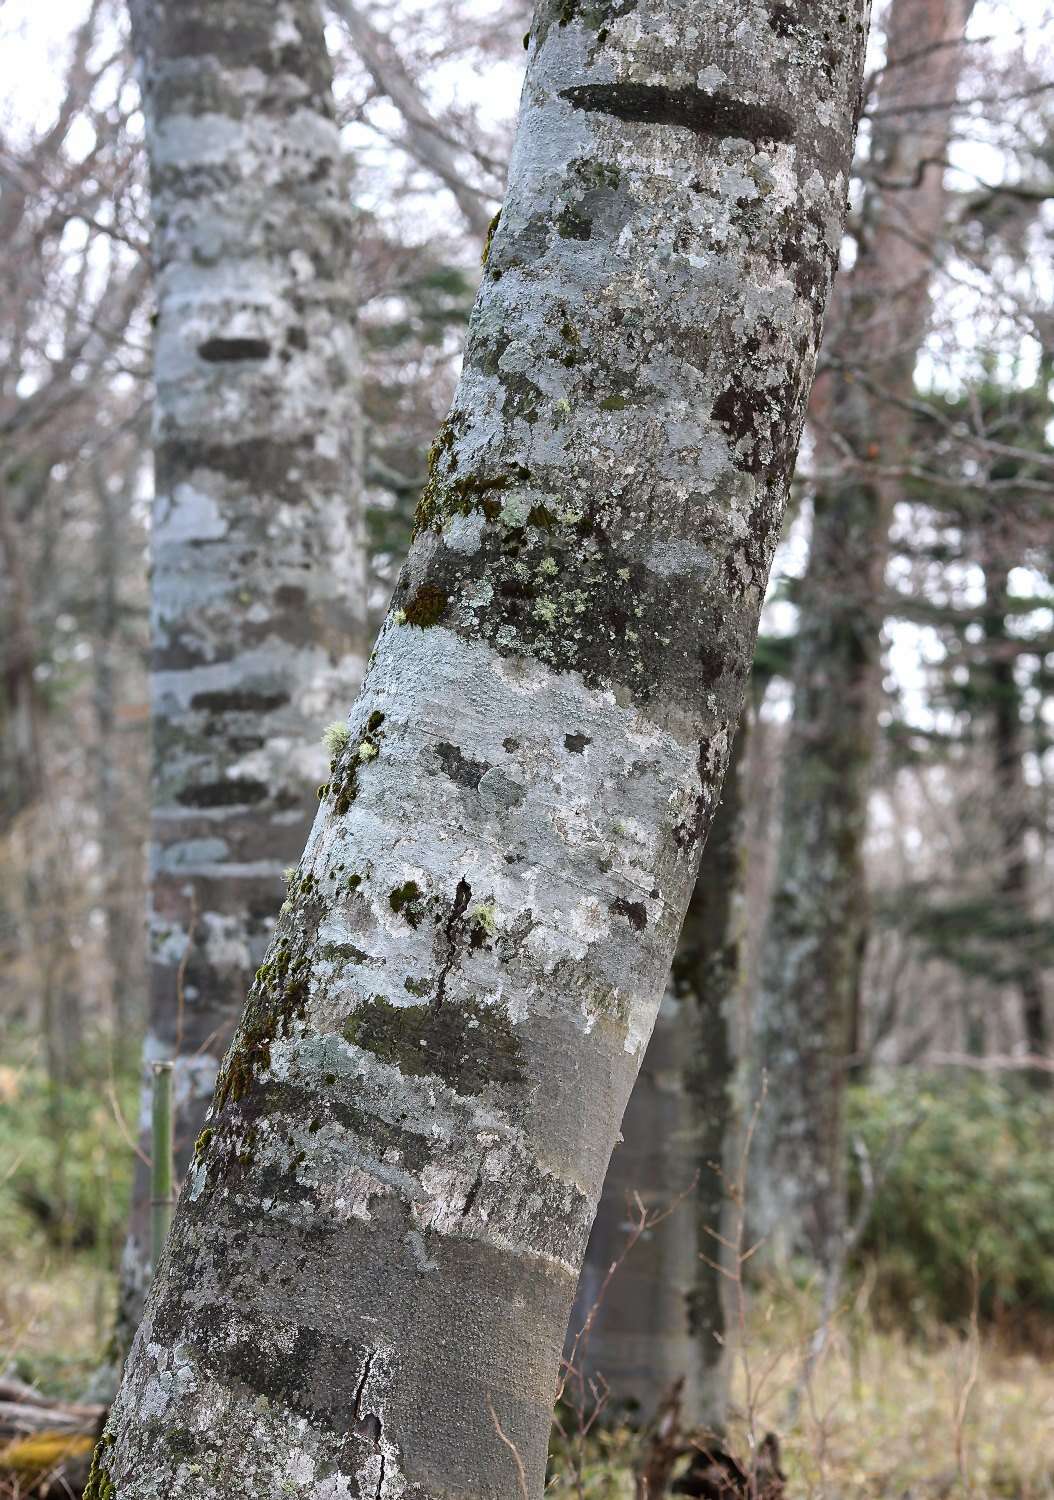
xmin=752 ymin=0 xmax=972 ymax=1267
xmin=100 ymin=2 xmax=867 ymax=1495
xmin=567 ymin=715 xmax=749 ymax=1431
xmin=118 ymin=0 xmax=366 ymax=1341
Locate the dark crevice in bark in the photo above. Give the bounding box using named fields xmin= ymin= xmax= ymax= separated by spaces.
xmin=609 ymin=895 xmax=647 ymax=931
xmin=189 ymin=688 xmax=291 ymax=713
xmin=559 ymin=84 xmax=795 ymax=144
xmin=351 ymin=1349 xmax=385 ymax=1494
xmin=462 ymin=1158 xmax=486 ymax=1217
xmin=434 ymin=740 xmax=490 ymax=788
xmin=432 ymin=875 xmax=472 ymax=1010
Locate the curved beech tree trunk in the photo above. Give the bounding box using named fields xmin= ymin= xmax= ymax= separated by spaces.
xmin=98 ymin=2 xmax=868 ymax=1495
xmin=752 ymin=0 xmax=972 ymax=1269
xmin=116 ymin=0 xmax=366 ymax=1343
xmin=567 ymin=713 xmax=749 ymax=1432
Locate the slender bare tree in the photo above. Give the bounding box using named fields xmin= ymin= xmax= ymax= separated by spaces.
xmin=752 ymin=0 xmax=973 ymax=1267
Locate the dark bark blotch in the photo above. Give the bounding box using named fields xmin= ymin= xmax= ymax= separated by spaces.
xmin=559 ymin=84 xmax=795 ymax=145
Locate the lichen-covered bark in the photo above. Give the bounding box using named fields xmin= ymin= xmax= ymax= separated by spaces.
xmin=101 ymin=2 xmax=867 ymax=1494
xmin=118 ymin=0 xmax=366 ymax=1340
xmin=567 ymin=714 xmax=749 ymax=1431
xmin=752 ymin=0 xmax=972 ymax=1268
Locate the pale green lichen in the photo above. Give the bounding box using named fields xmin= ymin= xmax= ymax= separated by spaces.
xmin=357 ymin=740 xmax=379 ymax=763
xmin=470 ymin=901 xmax=498 ymax=936
xmin=322 ymin=721 xmax=352 ymax=755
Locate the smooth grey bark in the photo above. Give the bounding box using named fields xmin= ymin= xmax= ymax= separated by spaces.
xmin=752 ymin=0 xmax=972 ymax=1268
xmin=567 ymin=714 xmax=750 ymax=1432
xmin=117 ymin=0 xmax=366 ymax=1342
xmin=98 ymin=3 xmax=868 ymax=1496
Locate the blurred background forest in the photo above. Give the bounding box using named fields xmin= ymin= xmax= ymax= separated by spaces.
xmin=2 ymin=0 xmax=1054 ymax=1494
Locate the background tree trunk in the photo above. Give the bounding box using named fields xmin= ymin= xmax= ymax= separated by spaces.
xmin=99 ymin=1 xmax=868 ymax=1494
xmin=682 ymin=711 xmax=750 ymax=1431
xmin=982 ymin=540 xmax=1050 ymax=1076
xmin=116 ymin=0 xmax=366 ymax=1345
xmin=567 ymin=712 xmax=750 ymax=1432
xmin=752 ymin=0 xmax=973 ymax=1268
xmin=93 ymin=463 xmax=141 ymax=1072
xmin=565 ymin=989 xmax=705 ymax=1425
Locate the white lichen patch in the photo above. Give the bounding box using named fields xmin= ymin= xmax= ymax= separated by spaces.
xmin=322 ymin=720 xmax=352 ymax=755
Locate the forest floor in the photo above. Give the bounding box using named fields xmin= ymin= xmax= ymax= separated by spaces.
xmin=549 ymin=1311 xmax=1054 ymax=1496
xmin=3 ymin=1241 xmax=1052 ymax=1498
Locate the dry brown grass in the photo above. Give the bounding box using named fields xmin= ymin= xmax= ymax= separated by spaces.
xmin=547 ymin=1297 xmax=1054 ymax=1498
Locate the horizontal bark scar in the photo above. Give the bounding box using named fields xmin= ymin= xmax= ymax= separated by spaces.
xmin=559 ymin=83 xmax=795 ymax=145
xmin=198 ymin=336 xmax=272 ymax=362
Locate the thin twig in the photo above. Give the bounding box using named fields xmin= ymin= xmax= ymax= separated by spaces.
xmin=486 ymin=1394 xmax=529 ymax=1500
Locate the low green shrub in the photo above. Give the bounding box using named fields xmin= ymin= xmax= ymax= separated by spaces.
xmin=848 ymin=1072 xmax=1054 ymax=1344
xmin=0 ymin=1038 xmax=137 ymax=1267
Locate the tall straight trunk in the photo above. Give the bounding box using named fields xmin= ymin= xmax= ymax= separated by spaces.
xmin=116 ymin=0 xmax=366 ymax=1343
xmin=983 ymin=548 xmax=1050 ymax=1075
xmin=566 ymin=712 xmax=750 ymax=1431
xmin=98 ymin=3 xmax=868 ymax=1495
xmin=682 ymin=710 xmax=749 ymax=1429
xmin=752 ymin=0 xmax=973 ymax=1268
xmin=93 ymin=465 xmax=140 ymax=1071
xmin=0 ymin=478 xmax=82 ymax=1219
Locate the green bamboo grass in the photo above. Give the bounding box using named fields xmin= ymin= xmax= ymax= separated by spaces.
xmin=150 ymin=1061 xmax=174 ymax=1274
